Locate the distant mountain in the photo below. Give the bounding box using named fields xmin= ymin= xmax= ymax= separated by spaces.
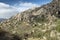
xmin=0 ymin=18 xmax=6 ymax=22
xmin=0 ymin=0 xmax=60 ymax=40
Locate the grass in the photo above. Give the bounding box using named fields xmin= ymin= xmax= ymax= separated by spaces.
xmin=56 ymin=19 xmax=60 ymax=32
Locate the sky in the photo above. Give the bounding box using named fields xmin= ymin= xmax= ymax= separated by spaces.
xmin=0 ymin=0 xmax=52 ymax=19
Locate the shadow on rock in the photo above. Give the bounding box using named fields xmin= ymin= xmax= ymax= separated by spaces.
xmin=0 ymin=29 xmax=22 ymax=40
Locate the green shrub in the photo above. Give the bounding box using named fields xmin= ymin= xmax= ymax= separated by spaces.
xmin=56 ymin=19 xmax=60 ymax=32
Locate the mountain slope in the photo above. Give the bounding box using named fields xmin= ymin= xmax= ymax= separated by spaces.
xmin=0 ymin=0 xmax=60 ymax=40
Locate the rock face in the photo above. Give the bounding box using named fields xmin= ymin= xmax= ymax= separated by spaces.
xmin=0 ymin=0 xmax=60 ymax=40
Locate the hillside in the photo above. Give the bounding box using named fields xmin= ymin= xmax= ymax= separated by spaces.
xmin=0 ymin=0 xmax=60 ymax=40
